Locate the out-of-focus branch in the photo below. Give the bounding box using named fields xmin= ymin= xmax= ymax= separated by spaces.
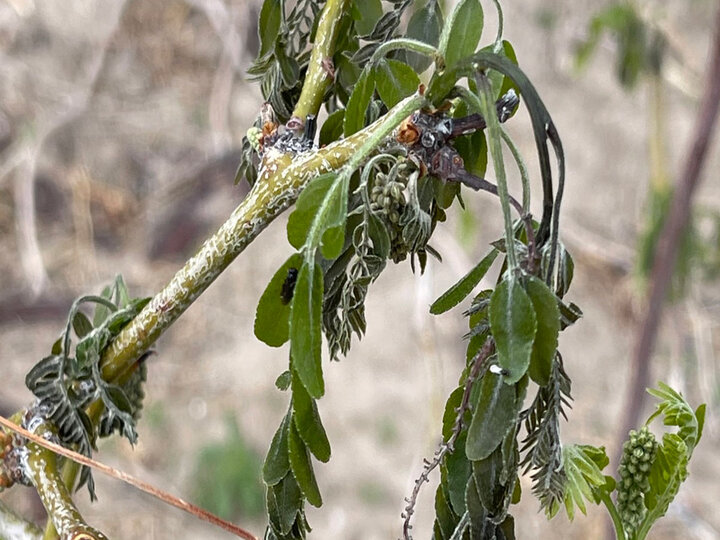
xmin=0 ymin=500 xmax=41 ymax=540
xmin=616 ymin=2 xmax=720 ymax=466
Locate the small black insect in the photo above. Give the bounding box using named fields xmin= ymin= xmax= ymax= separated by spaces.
xmin=281 ymin=268 xmax=299 ymax=304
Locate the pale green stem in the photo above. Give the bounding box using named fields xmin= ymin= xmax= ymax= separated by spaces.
xmin=500 ymin=127 xmax=530 ymax=214
xmin=476 ymin=73 xmax=517 ymax=270
xmin=492 ymin=0 xmax=504 ymax=52
xmin=292 ymin=0 xmax=350 ymax=121
xmin=370 ymin=38 xmax=438 ymax=64
xmin=0 ymin=501 xmax=41 ymax=540
xmin=598 ymin=491 xmax=626 ymax=540
xmin=25 ymin=426 xmax=107 ymax=540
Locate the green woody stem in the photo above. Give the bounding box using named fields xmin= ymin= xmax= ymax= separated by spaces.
xmin=291 ymin=0 xmax=349 ymax=122
xmin=25 ymin=426 xmax=107 ymax=540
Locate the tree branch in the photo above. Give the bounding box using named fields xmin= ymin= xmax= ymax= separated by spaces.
xmin=616 ymin=2 xmax=720 ymax=465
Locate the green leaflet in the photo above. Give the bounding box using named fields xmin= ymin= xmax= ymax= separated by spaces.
xmin=267 ymin=473 xmax=304 ymax=536
xmin=443 ymin=432 xmax=472 ymax=515
xmin=525 ymin=277 xmax=560 ymax=386
xmin=255 ymin=254 xmax=303 ymax=347
xmin=344 ymin=68 xmax=375 ymax=136
xmin=258 ymin=0 xmax=283 ymax=58
xmin=263 ymin=411 xmax=291 ymax=486
xmin=287 ymin=173 xmax=348 ymax=260
xmin=430 ymin=249 xmax=498 ymax=314
xmin=560 ymin=445 xmax=608 ymax=521
xmin=290 ymin=262 xmax=324 ymax=398
xmin=442 ymin=386 xmax=465 ymax=441
xmin=643 ymin=433 xmax=688 ymax=521
xmin=397 ymin=0 xmax=443 ymax=73
xmin=288 ymin=423 xmax=323 ymax=508
xmin=466 ymin=372 xmax=516 ymax=461
xmin=375 ymin=59 xmax=420 ymax=109
xmin=351 ymin=0 xmax=383 ymax=36
xmin=319 ymin=109 xmax=345 ymax=147
xmin=291 ymin=371 xmax=331 ymax=463
xmin=439 ymin=0 xmax=483 ymax=69
xmin=434 ymin=486 xmax=457 ymax=539
xmin=489 ymin=278 xmax=537 ymax=384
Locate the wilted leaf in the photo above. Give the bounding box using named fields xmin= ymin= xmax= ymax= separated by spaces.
xmin=291 ymin=371 xmax=331 ymax=463
xmin=288 ymin=423 xmax=323 ymax=507
xmin=525 ymin=277 xmax=560 ymax=386
xmin=263 ymin=412 xmax=291 ymax=486
xmin=290 ymin=262 xmax=325 ymax=398
xmin=255 ymin=254 xmax=303 ymax=347
xmin=489 ymin=278 xmax=537 ymax=384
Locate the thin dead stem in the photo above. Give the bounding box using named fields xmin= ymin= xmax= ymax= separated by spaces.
xmin=401 ymin=337 xmax=495 ymax=540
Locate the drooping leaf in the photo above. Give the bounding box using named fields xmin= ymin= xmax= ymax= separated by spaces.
xmin=431 ymin=249 xmax=498 ymax=314
xmin=275 ymin=370 xmax=292 ymax=391
xmin=443 ymin=432 xmax=472 ymax=515
xmin=290 ymin=262 xmax=325 ymax=398
xmin=351 ymin=0 xmax=383 ymax=36
xmin=287 ymin=174 xmax=338 ymax=251
xmin=263 ymin=411 xmax=291 ymax=486
xmin=255 ymin=254 xmax=304 ymax=347
xmin=375 ymin=59 xmax=420 ymax=109
xmin=525 ymin=277 xmax=560 ymax=386
xmin=344 ymin=68 xmax=375 ymax=136
xmin=489 ymin=278 xmax=537 ymax=384
xmin=258 ymin=0 xmax=283 ymax=58
xmin=439 ymin=0 xmax=483 ymax=68
xmin=72 ymin=311 xmax=94 ymax=338
xmin=472 ymin=447 xmax=505 ymax=514
xmin=319 ymin=109 xmax=345 ymax=147
xmin=267 ymin=473 xmax=304 ymax=536
xmin=288 ymin=423 xmax=323 ymax=507
xmin=291 ymin=371 xmax=331 ymax=463
xmin=466 ymin=372 xmax=516 ymax=461
xmin=396 ymin=0 xmax=443 ymax=73
xmin=434 ymin=484 xmax=458 ymax=539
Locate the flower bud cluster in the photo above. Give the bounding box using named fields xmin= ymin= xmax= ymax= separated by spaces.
xmin=370 ymin=172 xmax=406 ymax=225
xmin=617 ymin=426 xmax=657 ymax=534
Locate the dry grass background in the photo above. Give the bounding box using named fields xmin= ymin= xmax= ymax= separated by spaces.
xmin=0 ymin=1 xmax=719 ymax=538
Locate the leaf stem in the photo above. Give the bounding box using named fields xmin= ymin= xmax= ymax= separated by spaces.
xmin=500 ymin=127 xmax=530 ymax=214
xmin=476 ymin=72 xmax=518 ymax=271
xmin=370 ymin=38 xmax=438 ymax=64
xmin=597 ymin=491 xmax=626 ymax=540
xmin=291 ymin=0 xmax=350 ymax=122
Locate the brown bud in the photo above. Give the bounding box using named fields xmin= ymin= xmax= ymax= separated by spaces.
xmin=397 ymin=117 xmax=420 ymax=145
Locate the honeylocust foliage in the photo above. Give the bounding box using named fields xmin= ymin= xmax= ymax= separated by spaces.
xmin=14 ymin=1 xmax=704 ymax=539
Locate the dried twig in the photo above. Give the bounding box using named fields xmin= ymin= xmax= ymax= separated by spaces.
xmin=401 ymin=338 xmax=495 ymax=540
xmin=0 ymin=415 xmax=258 ymax=540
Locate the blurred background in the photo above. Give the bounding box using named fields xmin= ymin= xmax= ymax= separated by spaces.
xmin=0 ymin=0 xmax=719 ymax=538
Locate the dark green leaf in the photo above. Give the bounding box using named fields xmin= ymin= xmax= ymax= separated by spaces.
xmin=291 ymin=371 xmax=331 ymax=463
xmin=439 ymin=0 xmax=483 ymax=68
xmin=489 ymin=278 xmax=537 ymax=384
xmin=525 ymin=277 xmax=560 ymax=386
xmin=267 ymin=473 xmax=303 ymax=535
xmin=319 ymin=110 xmax=345 ymax=147
xmin=255 ymin=254 xmax=303 ymax=347
xmin=444 ymin=432 xmax=472 ymax=514
xmin=397 ymin=0 xmax=443 ymax=73
xmin=288 ymin=423 xmax=323 ymax=507
xmin=351 ymin=0 xmax=383 ymax=36
xmin=263 ymin=412 xmax=291 ymax=486
xmin=275 ymin=370 xmax=292 ymax=391
xmin=442 ymin=386 xmax=465 ymax=440
xmin=472 ymin=447 xmax=505 ymax=514
xmin=375 ymin=59 xmax=420 ymax=109
xmin=258 ymin=0 xmax=283 ymax=58
xmin=367 ymin=212 xmax=390 ymax=259
xmin=344 ymin=68 xmax=375 ymax=136
xmin=290 ymin=262 xmax=324 ymax=398
xmin=465 ymin=476 xmax=493 ymax=538
xmin=431 ymin=249 xmax=498 ymax=314
xmin=466 ymin=372 xmax=516 ymax=461
xmin=434 ymin=486 xmax=457 ymax=539
xmin=72 ymin=312 xmax=93 ymax=338
xmin=287 ymin=173 xmax=336 ymax=250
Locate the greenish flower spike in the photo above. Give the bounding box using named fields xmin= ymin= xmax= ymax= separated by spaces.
xmin=616 ymin=426 xmax=658 ymax=534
